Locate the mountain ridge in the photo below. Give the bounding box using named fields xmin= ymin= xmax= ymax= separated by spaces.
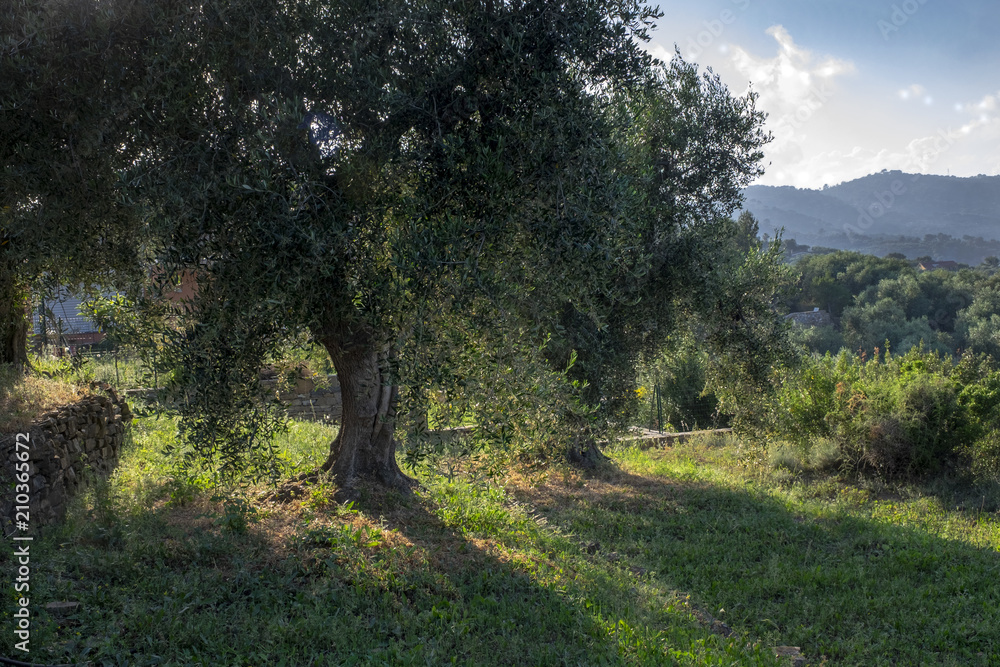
xmin=743 ymin=171 xmax=1000 ymax=262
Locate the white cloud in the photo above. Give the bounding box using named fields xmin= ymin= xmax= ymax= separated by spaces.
xmin=898 ymin=83 xmax=925 ymax=101
xmin=729 ymin=26 xmax=854 ymax=120
xmin=726 ymin=26 xmax=854 ymax=185
xmin=642 ymin=25 xmax=999 ymax=187
xmin=961 ymin=91 xmax=1000 ymax=130
xmin=737 ymin=34 xmax=999 ymax=186
xmin=645 ymin=42 xmax=675 ymax=64
xmin=764 ymin=113 xmax=1000 ymax=187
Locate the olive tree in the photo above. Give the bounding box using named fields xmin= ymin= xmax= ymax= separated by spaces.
xmin=100 ymin=0 xmax=781 ymax=491
xmin=0 ymin=0 xmax=156 ymax=366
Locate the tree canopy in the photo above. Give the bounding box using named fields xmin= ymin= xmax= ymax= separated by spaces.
xmin=7 ymin=0 xmax=788 ymax=491
xmin=0 ymin=0 xmax=158 ymax=363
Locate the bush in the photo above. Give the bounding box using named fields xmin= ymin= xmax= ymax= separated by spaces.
xmin=773 ymin=353 xmax=839 ymax=447
xmin=769 ymin=347 xmax=984 ymax=481
xmin=968 ymin=430 xmax=1000 ymax=483
xmin=842 ymin=373 xmax=962 ymax=478
xmin=957 ymin=369 xmax=1000 ymax=436
xmin=954 ymin=368 xmax=1000 ymax=482
xmin=788 ymin=323 xmax=845 ymax=356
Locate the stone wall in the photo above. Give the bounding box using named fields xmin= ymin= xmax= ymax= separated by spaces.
xmin=125 ymin=374 xmax=342 ymax=424
xmin=784 ymin=309 xmax=834 ymax=327
xmin=2 ymin=389 xmax=131 ymax=533
xmin=267 ymin=375 xmax=342 ymax=423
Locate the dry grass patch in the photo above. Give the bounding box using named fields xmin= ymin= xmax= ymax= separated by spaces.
xmin=0 ymin=364 xmax=87 ymax=430
xmin=505 ymin=461 xmax=687 ymax=516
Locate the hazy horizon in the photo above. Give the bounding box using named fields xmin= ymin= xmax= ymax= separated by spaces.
xmin=746 ymin=168 xmax=1000 ymax=191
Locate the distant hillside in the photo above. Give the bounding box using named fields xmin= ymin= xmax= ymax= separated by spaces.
xmin=743 ymin=172 xmax=1000 ymax=263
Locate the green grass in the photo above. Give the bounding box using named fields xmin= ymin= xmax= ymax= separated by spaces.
xmin=5 ymin=422 xmax=999 ymax=665
xmin=30 ymin=352 xmax=156 ymax=390
xmin=529 ymin=435 xmax=1000 ymax=665
xmin=1 ymin=418 xmax=779 ymax=666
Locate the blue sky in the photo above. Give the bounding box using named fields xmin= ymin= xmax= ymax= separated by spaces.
xmin=642 ymin=0 xmax=1000 ymax=188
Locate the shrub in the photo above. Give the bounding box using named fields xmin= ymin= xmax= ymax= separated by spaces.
xmin=839 ymin=373 xmax=962 ymax=478
xmin=788 ymin=323 xmax=845 ymax=356
xmin=955 ymin=368 xmax=1000 ymax=481
xmin=957 ymin=369 xmax=1000 ymax=437
xmin=968 ymin=429 xmax=1000 ymax=483
xmin=769 ymin=346 xmax=977 ymax=481
xmin=773 ymin=352 xmax=839 ymax=447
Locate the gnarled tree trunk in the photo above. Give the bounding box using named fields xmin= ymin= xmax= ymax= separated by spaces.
xmin=314 ymin=321 xmax=416 ymax=494
xmin=566 ymin=430 xmax=610 ymax=470
xmin=0 ymin=263 xmax=30 ymax=369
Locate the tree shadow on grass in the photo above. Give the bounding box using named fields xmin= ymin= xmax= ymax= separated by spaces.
xmin=509 ymin=461 xmax=1000 ymax=665
xmin=317 ymin=480 xmax=768 ymax=666
xmin=1 ymin=473 xmax=771 ymax=667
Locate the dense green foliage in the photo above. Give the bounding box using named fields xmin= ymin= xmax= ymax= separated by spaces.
xmin=0 ymin=0 xmax=156 ymax=364
xmin=787 ymin=250 xmax=1000 ymax=359
xmin=765 ymin=347 xmax=1000 ymax=482
xmin=0 ymin=0 xmax=789 ymax=484
xmin=634 ymin=212 xmax=795 ymax=436
xmin=638 ymin=337 xmax=722 ymax=432
xmin=639 ymin=246 xmax=1000 ymax=484
xmin=786 ymin=251 xmax=914 ymax=317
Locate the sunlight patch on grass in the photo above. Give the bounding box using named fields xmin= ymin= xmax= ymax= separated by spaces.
xmin=0 ymin=363 xmax=87 ymax=430
xmin=1 ymin=416 xmax=782 ymax=666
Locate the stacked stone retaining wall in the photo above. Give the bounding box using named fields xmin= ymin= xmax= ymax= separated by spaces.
xmin=2 ymin=389 xmax=131 ymax=533
xmin=270 ymin=375 xmax=342 ymax=422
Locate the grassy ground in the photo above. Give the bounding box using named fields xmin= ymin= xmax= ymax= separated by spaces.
xmin=3 ymin=422 xmax=999 ymax=665
xmin=0 ymin=363 xmax=87 ymax=430
xmin=552 ymin=435 xmax=1000 ymax=665
xmin=1 ymin=418 xmax=780 ymax=666
xmin=31 ymin=352 xmax=160 ymax=391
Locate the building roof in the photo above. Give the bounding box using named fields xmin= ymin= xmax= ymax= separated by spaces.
xmin=917 ymin=260 xmax=959 ymax=271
